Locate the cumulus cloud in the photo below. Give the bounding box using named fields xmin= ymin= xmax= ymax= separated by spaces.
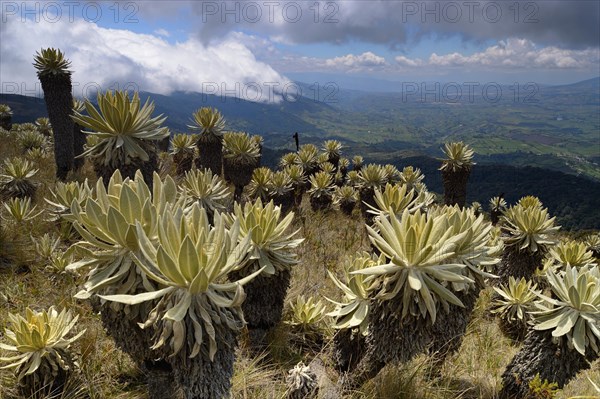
xmin=396 ymin=39 xmax=599 ymax=70
xmin=0 ymin=15 xmax=291 ymax=102
xmin=325 ymin=52 xmax=387 ymax=71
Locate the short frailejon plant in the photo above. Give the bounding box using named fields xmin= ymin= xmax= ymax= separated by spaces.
xmin=497 ymin=200 xmax=560 ymax=284
xmin=0 ymin=157 xmax=39 ymax=200
xmin=170 ymin=133 xmax=197 ymax=177
xmin=492 ymin=276 xmax=539 ymax=341
xmin=0 ymin=307 xmax=85 ymax=397
xmin=179 ymin=168 xmax=232 ymax=223
xmin=308 ymin=171 xmax=335 ymax=211
xmin=285 ymin=295 xmax=330 ymax=346
xmin=0 ymin=103 xmax=13 ymax=130
xmin=500 ymin=266 xmax=600 ymax=398
xmin=226 ymin=199 xmax=303 ymax=346
xmin=248 ymin=166 xmax=273 ymax=202
xmin=489 ymin=195 xmax=508 ymax=225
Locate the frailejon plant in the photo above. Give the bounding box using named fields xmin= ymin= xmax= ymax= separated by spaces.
xmin=0 ymin=157 xmax=38 ymax=200
xmin=17 ymin=129 xmax=47 ymax=153
xmin=308 ymin=171 xmax=335 ymax=211
xmin=269 ymin=170 xmax=294 ymax=213
xmin=2 ymin=197 xmax=43 ymax=223
xmin=357 ymin=164 xmax=386 ymax=222
xmin=286 ymin=362 xmax=318 ymax=399
xmin=170 ymin=133 xmax=197 ymax=177
xmin=497 ymin=200 xmax=560 ymax=284
xmin=584 ymin=234 xmax=600 ymax=259
xmin=248 ymin=166 xmax=273 ymax=202
xmin=0 ymin=103 xmax=13 ymax=131
xmin=284 ymin=164 xmax=307 ymax=207
xmin=45 ymin=180 xmax=93 ymax=241
xmin=346 ymin=207 xmax=499 ymax=387
xmin=546 ymin=239 xmax=597 ymax=270
xmin=322 ymin=140 xmax=342 ymax=170
xmin=179 ymin=168 xmax=232 ymax=223
xmin=500 ymin=266 xmax=600 ymax=398
xmin=285 ymin=295 xmax=330 ymax=346
xmin=0 ymin=307 xmax=85 ymax=396
xmin=35 ymin=117 xmax=52 ymax=137
xmin=226 ymin=199 xmax=303 ymax=346
xmin=222 ymin=131 xmax=261 ymax=199
xmin=33 ymin=48 xmax=74 ymax=180
xmin=492 ymin=276 xmax=539 ymax=341
xmin=72 ymin=90 xmax=169 ymax=186
xmin=399 ymin=166 xmax=424 ymax=190
xmin=100 ymin=204 xmax=258 ymax=399
xmin=327 ymin=252 xmax=383 ymax=372
xmin=296 ymin=144 xmax=319 ymax=177
xmin=366 ymin=183 xmax=433 ymax=223
xmin=382 ymin=164 xmax=401 ymax=184
xmin=65 ymin=170 xmax=180 ymax=397
xmin=333 ymin=185 xmax=358 ymax=216
xmin=189 ymin=107 xmax=226 ymax=175
xmin=489 ymin=196 xmax=508 ymax=225
xmin=352 ymin=155 xmax=364 ymax=172
xmin=439 ymin=141 xmax=475 ymax=207
xmin=279 ymin=152 xmax=299 ymax=169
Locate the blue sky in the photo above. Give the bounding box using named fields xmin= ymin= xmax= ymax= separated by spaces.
xmin=1 ymin=1 xmax=598 ymax=100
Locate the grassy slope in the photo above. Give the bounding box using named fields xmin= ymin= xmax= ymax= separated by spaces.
xmin=0 ymin=129 xmax=599 ymax=399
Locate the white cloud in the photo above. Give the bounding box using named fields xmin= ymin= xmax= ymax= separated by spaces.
xmin=325 ymin=52 xmax=387 ymax=71
xmin=395 ymin=55 xmax=424 ymax=68
xmin=0 ymin=17 xmax=291 ymax=103
xmin=423 ymin=39 xmax=599 ymax=69
xmin=153 ymin=28 xmax=170 ymax=38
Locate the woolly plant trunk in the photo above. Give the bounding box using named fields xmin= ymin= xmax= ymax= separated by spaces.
xmin=346 ymin=288 xmax=481 ymax=388
xmin=309 ymin=194 xmax=332 ymax=212
xmin=229 ymin=269 xmax=291 ymax=348
xmin=223 ymin=158 xmax=258 ymax=200
xmin=339 ymin=200 xmax=356 ymax=216
xmin=195 ymin=134 xmax=222 ymax=176
xmin=90 ymin=298 xmax=176 ymax=399
xmin=328 ymin=154 xmax=340 ymax=171
xmin=93 ymin=149 xmax=158 ymax=190
xmin=333 ymin=328 xmax=366 ymax=373
xmin=358 ymin=187 xmax=377 ymax=224
xmin=499 ymin=331 xmax=598 ymax=399
xmin=0 ymin=116 xmax=11 ymax=131
xmin=426 ymin=288 xmax=481 ymax=371
xmin=496 ymin=247 xmax=544 ymax=286
xmin=441 ymin=168 xmax=470 ymax=208
xmin=168 ymin=327 xmax=238 ymax=399
xmin=18 ymin=356 xmax=74 ymax=398
xmin=272 ymin=192 xmax=295 ymax=215
xmin=174 ymin=152 xmax=195 ymax=177
xmin=38 ymin=73 xmax=74 ymax=180
xmin=498 ymin=317 xmax=529 ymax=342
xmin=73 ymin=122 xmax=86 ymax=170
xmin=491 ymin=209 xmax=502 ymax=225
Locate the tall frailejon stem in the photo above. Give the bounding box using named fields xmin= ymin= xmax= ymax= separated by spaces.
xmin=439 ymin=141 xmax=475 ymax=208
xmin=33 ymin=48 xmax=74 ymax=180
xmin=190 ymin=107 xmax=226 ymax=176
